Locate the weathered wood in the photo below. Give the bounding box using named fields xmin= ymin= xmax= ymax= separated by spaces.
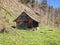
xmin=13 ymin=11 xmax=39 ymax=29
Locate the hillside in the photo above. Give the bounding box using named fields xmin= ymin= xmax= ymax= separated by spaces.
xmin=0 ymin=0 xmax=60 ymax=45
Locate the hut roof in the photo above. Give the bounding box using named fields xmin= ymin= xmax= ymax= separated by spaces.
xmin=0 ymin=0 xmax=40 ymax=22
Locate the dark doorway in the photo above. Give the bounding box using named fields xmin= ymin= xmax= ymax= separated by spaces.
xmin=33 ymin=20 xmax=39 ymax=28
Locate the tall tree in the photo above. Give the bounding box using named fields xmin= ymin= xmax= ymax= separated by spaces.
xmin=41 ymin=0 xmax=47 ymax=10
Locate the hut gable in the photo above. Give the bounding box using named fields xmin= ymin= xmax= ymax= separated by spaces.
xmin=14 ymin=10 xmax=40 ymax=22
xmin=14 ymin=12 xmax=30 ymax=22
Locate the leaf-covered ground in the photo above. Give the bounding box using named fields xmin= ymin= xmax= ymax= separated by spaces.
xmin=0 ymin=26 xmax=60 ymax=45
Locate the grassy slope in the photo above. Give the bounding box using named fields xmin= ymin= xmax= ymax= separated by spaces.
xmin=0 ymin=26 xmax=60 ymax=45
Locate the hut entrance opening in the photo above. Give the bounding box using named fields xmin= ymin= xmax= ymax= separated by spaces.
xmin=15 ymin=12 xmax=39 ymax=29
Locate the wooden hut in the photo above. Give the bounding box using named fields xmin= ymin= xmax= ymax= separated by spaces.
xmin=14 ymin=10 xmax=40 ymax=29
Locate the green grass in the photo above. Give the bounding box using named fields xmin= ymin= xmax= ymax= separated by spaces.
xmin=0 ymin=26 xmax=60 ymax=45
